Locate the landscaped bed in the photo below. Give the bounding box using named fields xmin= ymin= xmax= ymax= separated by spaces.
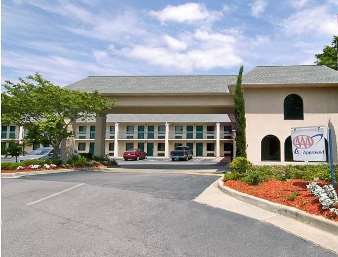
xmin=224 ymin=179 xmax=338 ymax=221
xmin=224 ymin=157 xmax=338 ymax=222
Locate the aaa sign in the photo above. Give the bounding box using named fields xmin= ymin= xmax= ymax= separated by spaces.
xmin=291 ymin=127 xmax=326 ymax=162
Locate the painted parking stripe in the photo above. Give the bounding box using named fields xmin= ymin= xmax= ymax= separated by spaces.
xmin=26 ymin=183 xmax=85 ymax=206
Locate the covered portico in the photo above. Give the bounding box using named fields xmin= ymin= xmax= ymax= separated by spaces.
xmin=91 ymin=114 xmax=235 ymax=159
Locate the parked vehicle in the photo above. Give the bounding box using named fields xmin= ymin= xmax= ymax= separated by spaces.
xmin=123 ymin=149 xmax=147 ymax=161
xmin=170 ymin=146 xmax=193 ymax=161
xmin=18 ymin=147 xmax=54 ymax=162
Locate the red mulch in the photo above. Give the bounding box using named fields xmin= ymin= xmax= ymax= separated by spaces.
xmin=224 ymin=179 xmax=338 ymax=221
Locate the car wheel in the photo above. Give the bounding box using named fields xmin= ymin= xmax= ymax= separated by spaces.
xmin=171 ymin=158 xmax=175 ymax=161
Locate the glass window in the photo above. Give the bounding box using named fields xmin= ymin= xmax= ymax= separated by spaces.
xmin=126 ymin=142 xmax=134 ymax=151
xmin=207 ymin=126 xmax=214 ymax=139
xmin=138 ymin=125 xmax=145 ymax=139
xmin=109 ymin=125 xmax=115 ymax=139
xmin=126 ymin=126 xmax=134 ymax=138
xmin=186 ymin=126 xmax=193 ymax=139
xmin=158 ymin=125 xmax=165 ymax=139
xmin=78 ymin=143 xmax=86 ymax=151
xmin=157 ymin=143 xmax=165 ymax=151
xmin=89 ymin=126 xmax=96 ymax=139
xmin=9 ymin=126 xmax=16 ymax=139
xmin=175 ymin=126 xmax=183 ymax=139
xmin=78 ymin=126 xmax=87 ymax=139
xmin=284 ymin=94 xmax=303 ymax=120
xmin=147 ymin=126 xmax=154 ymax=139
xmin=109 ymin=142 xmax=114 ymax=151
xmin=196 ymin=126 xmax=203 ymax=139
xmin=1 ymin=126 xmax=8 ymax=139
xmin=138 ymin=142 xmax=145 ymax=152
xmin=207 ymin=143 xmax=215 ymax=151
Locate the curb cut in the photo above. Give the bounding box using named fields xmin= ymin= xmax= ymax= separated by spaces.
xmin=217 ymin=178 xmax=338 ymax=236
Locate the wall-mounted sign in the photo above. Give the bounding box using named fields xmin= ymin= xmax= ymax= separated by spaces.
xmin=291 ymin=126 xmax=326 ymax=162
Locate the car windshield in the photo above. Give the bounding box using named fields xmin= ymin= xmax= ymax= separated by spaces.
xmin=30 ymin=148 xmax=51 ymax=155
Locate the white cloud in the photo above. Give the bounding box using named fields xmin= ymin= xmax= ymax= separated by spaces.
xmin=122 ymin=29 xmax=242 ymax=71
xmin=251 ymin=0 xmax=267 ymax=17
xmin=289 ymin=0 xmax=309 ymax=9
xmin=149 ymin=3 xmax=223 ymax=23
xmin=163 ymin=35 xmax=187 ymax=51
xmin=282 ymin=5 xmax=338 ymax=35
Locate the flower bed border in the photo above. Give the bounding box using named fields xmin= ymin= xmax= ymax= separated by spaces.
xmin=217 ymin=178 xmax=338 ymax=235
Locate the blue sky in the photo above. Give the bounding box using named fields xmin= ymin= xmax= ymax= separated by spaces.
xmin=2 ymin=0 xmax=337 ymax=85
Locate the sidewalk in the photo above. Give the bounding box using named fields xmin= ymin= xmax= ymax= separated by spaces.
xmin=194 ymin=179 xmax=338 ymax=254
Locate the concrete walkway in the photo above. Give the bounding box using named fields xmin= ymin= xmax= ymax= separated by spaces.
xmin=194 ymin=180 xmax=338 ymax=254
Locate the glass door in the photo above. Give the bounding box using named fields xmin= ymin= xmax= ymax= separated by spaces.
xmin=196 ymin=143 xmax=203 ymax=157
xmin=147 ymin=143 xmax=154 ymax=156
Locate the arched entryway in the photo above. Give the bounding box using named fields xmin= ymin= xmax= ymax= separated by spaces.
xmin=261 ymin=135 xmax=280 ymax=161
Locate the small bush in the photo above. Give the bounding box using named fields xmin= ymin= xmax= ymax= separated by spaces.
xmin=67 ymin=155 xmax=91 ymax=167
xmin=230 ymin=157 xmax=252 ymax=174
xmin=287 ymin=192 xmax=299 ymax=201
xmin=223 ymin=171 xmax=243 ymax=181
xmin=241 ymin=167 xmax=268 ymax=185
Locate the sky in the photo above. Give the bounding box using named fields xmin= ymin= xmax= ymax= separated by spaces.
xmin=2 ymin=0 xmax=338 ymax=86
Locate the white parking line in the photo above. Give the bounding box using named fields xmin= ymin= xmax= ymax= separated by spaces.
xmin=26 ymin=183 xmax=85 ymax=206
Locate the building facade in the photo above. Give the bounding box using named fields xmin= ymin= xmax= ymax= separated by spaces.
xmin=2 ymin=65 xmax=338 ymax=164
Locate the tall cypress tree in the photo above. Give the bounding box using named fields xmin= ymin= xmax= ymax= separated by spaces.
xmin=234 ymin=65 xmax=246 ymax=157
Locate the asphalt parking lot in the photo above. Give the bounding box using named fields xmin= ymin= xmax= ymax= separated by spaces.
xmin=2 ymin=170 xmax=336 ymax=257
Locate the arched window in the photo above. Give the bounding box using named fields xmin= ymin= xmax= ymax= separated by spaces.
xmin=261 ymin=135 xmax=280 ymax=161
xmin=284 ymin=94 xmax=303 ymax=120
xmin=284 ymin=136 xmax=293 ymax=162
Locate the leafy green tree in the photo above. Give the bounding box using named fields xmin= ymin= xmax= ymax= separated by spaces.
xmin=1 ymin=73 xmax=114 ymax=158
xmin=6 ymin=142 xmax=23 ymax=162
xmin=315 ymin=36 xmax=338 ymax=70
xmin=234 ymin=65 xmax=246 ymax=157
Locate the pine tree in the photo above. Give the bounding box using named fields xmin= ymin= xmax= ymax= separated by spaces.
xmin=234 ymin=65 xmax=246 ymax=157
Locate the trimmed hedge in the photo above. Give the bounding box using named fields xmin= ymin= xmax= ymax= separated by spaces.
xmin=224 ymin=157 xmax=338 ymax=185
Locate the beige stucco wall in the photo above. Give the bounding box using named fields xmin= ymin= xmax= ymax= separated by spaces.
xmin=244 ymin=87 xmax=338 ymax=164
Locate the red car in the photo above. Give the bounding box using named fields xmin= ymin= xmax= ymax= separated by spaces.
xmin=123 ymin=149 xmax=147 ymax=161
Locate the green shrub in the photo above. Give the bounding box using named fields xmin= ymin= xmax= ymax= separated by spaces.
xmin=223 ymin=171 xmax=243 ymax=181
xmin=241 ymin=167 xmax=268 ymax=185
xmin=230 ymin=157 xmax=252 ymax=174
xmin=66 ymin=155 xmax=91 ymax=167
xmin=287 ymin=192 xmax=299 ymax=201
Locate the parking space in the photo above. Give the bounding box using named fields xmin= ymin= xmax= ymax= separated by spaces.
xmin=2 ymin=171 xmax=336 ymax=257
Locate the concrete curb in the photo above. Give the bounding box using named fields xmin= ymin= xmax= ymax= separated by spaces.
xmin=217 ymin=178 xmax=338 ymax=235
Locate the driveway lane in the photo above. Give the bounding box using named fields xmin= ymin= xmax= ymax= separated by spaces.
xmin=2 ymin=171 xmax=336 ymax=257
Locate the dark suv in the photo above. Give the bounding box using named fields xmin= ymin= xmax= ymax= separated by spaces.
xmin=170 ymin=146 xmax=193 ymax=161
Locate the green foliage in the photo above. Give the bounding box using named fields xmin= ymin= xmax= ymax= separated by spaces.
xmin=66 ymin=155 xmax=92 ymax=168
xmin=224 ymin=163 xmax=337 ymax=185
xmin=287 ymin=192 xmax=299 ymax=201
xmin=223 ymin=171 xmax=243 ymax=182
xmin=315 ymin=36 xmax=338 ymax=70
xmin=1 ymin=159 xmax=61 ymax=170
xmin=1 ymin=73 xmax=114 ymax=158
xmin=5 ymin=142 xmax=23 ymax=162
xmin=241 ymin=166 xmax=269 ymax=185
xmin=230 ymin=157 xmax=252 ymax=174
xmin=234 ymin=65 xmax=246 ymax=157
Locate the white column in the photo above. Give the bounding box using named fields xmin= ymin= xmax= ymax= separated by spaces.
xmin=114 ymin=122 xmax=119 ymax=158
xmin=216 ymin=122 xmax=221 ymax=158
xmin=18 ymin=126 xmax=24 ymax=143
xmin=165 ymin=122 xmax=170 ymax=158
